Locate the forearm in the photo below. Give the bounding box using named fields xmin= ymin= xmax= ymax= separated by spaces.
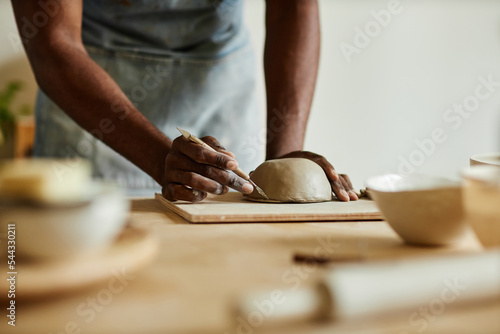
xmin=264 ymin=0 xmax=320 ymax=160
xmin=28 ymin=44 xmax=171 ymax=184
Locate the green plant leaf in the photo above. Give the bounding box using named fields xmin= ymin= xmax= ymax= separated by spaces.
xmin=0 ymin=80 xmax=25 ymax=123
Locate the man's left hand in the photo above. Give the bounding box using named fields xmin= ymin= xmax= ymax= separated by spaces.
xmin=275 ymin=151 xmax=358 ymax=202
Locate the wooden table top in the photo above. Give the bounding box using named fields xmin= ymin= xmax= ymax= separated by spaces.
xmin=2 ymin=198 xmax=499 ymax=334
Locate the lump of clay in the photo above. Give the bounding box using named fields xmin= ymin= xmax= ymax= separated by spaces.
xmin=245 ymin=158 xmax=333 ymax=203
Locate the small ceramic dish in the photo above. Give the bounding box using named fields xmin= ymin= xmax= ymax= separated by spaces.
xmin=470 ymin=152 xmax=500 ymax=167
xmin=462 ymin=166 xmax=500 ymax=248
xmin=366 ymin=174 xmax=468 ymax=246
xmin=0 ymin=183 xmax=129 ymax=261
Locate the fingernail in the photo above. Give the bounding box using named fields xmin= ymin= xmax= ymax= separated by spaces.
xmin=227 ymin=160 xmax=238 ymax=170
xmin=192 ymin=190 xmax=200 ymax=197
xmin=341 ymin=189 xmax=350 ymax=200
xmin=242 ymin=182 xmax=253 ymax=194
xmin=349 ymin=190 xmax=359 ymax=200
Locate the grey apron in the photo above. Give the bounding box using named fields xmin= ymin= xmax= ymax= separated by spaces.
xmin=34 ymin=0 xmax=262 ymax=194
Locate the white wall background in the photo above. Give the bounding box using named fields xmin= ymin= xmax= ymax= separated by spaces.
xmin=1 ymin=0 xmax=499 ymax=189
xmin=244 ymin=0 xmax=500 ymax=188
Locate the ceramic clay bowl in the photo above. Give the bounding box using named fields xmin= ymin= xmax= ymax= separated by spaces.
xmin=0 ymin=183 xmax=129 ymax=261
xmin=470 ymin=152 xmax=500 ymax=167
xmin=366 ymin=174 xmax=468 ymax=246
xmin=462 ymin=166 xmax=500 ymax=248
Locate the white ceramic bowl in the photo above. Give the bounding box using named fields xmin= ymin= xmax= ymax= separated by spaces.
xmin=470 ymin=152 xmax=500 ymax=167
xmin=0 ymin=183 xmax=129 ymax=261
xmin=462 ymin=166 xmax=500 ymax=248
xmin=366 ymin=174 xmax=468 ymax=246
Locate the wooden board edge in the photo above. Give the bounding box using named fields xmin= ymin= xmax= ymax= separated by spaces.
xmin=154 ymin=193 xmax=383 ymax=224
xmin=187 ymin=213 xmax=384 ymax=223
xmin=155 ymin=193 xmax=194 ymax=223
xmin=186 ymin=210 xmax=383 ymax=223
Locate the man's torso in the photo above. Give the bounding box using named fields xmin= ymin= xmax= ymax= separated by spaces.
xmin=82 ymin=0 xmax=247 ymax=58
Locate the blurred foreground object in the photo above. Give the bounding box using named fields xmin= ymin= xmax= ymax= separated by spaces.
xmin=463 ymin=166 xmax=500 ymax=248
xmin=470 ymin=152 xmax=500 ymax=167
xmin=0 ymin=227 xmax=157 ymax=299
xmin=0 ymin=158 xmax=91 ymax=204
xmin=237 ymin=251 xmax=500 ymax=326
xmin=0 ymin=158 xmax=130 ymax=260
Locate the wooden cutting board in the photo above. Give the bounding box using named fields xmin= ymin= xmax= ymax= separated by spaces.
xmin=0 ymin=227 xmax=159 ymax=299
xmin=155 ymin=192 xmax=383 ymax=223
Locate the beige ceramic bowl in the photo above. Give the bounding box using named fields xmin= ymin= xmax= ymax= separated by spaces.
xmin=462 ymin=166 xmax=500 ymax=248
xmin=0 ymin=183 xmax=129 ymax=261
xmin=470 ymin=152 xmax=500 ymax=167
xmin=366 ymin=174 xmax=468 ymax=246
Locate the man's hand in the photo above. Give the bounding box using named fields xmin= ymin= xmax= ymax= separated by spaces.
xmin=162 ymin=136 xmax=254 ymax=202
xmin=276 ymin=151 xmax=358 ymax=202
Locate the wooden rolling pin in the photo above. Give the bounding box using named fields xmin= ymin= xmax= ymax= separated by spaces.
xmin=237 ymin=251 xmax=500 ymax=324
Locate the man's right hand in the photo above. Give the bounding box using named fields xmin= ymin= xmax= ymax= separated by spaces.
xmin=162 ymin=135 xmax=254 ymax=202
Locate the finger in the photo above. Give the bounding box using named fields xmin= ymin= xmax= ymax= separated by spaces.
xmin=313 ymin=158 xmax=339 ymax=182
xmin=171 ymin=153 xmax=253 ymax=194
xmin=174 ymin=136 xmax=238 ymax=170
xmin=200 ymin=136 xmax=236 ymax=158
xmin=162 ymin=183 xmax=207 ymax=202
xmin=221 ymin=150 xmax=236 ymax=158
xmin=330 ymin=179 xmax=350 ymax=202
xmin=172 ymin=170 xmax=227 ymax=195
xmin=339 ymin=174 xmax=358 ymax=201
xmin=197 ymin=165 xmax=253 ymax=194
xmin=339 ymin=174 xmax=358 ymax=200
xmin=279 ymin=151 xmax=340 ymax=182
